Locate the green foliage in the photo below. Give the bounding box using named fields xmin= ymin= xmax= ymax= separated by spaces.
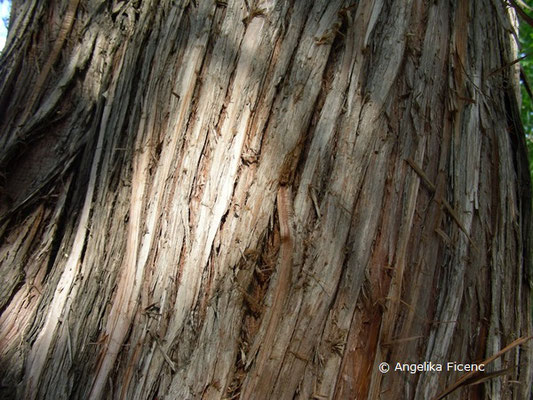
xmin=519 ymin=6 xmax=533 ymax=175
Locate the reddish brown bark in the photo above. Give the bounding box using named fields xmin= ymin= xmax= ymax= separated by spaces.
xmin=0 ymin=1 xmax=531 ymax=399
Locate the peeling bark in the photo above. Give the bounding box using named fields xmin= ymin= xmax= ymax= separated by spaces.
xmin=0 ymin=0 xmax=531 ymax=399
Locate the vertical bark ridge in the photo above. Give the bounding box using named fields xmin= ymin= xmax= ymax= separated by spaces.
xmin=0 ymin=1 xmax=530 ymax=399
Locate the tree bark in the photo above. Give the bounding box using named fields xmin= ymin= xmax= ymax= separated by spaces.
xmin=0 ymin=0 xmax=531 ymax=399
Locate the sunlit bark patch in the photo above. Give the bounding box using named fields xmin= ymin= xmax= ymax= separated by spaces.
xmin=0 ymin=1 xmax=531 ymax=399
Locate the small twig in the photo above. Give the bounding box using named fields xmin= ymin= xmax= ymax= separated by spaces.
xmin=486 ymin=54 xmax=527 ymax=78
xmin=150 ymin=332 xmax=177 ymax=373
xmin=433 ymin=335 xmax=533 ymax=400
xmin=405 ymin=158 xmax=479 ymax=251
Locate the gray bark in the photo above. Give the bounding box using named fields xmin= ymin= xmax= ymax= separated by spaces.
xmin=0 ymin=0 xmax=531 ymax=399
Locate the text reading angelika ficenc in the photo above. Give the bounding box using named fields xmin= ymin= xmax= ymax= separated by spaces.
xmin=394 ymin=361 xmax=485 ymax=374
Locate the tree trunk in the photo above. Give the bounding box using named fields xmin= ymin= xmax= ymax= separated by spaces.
xmin=0 ymin=0 xmax=531 ymax=399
